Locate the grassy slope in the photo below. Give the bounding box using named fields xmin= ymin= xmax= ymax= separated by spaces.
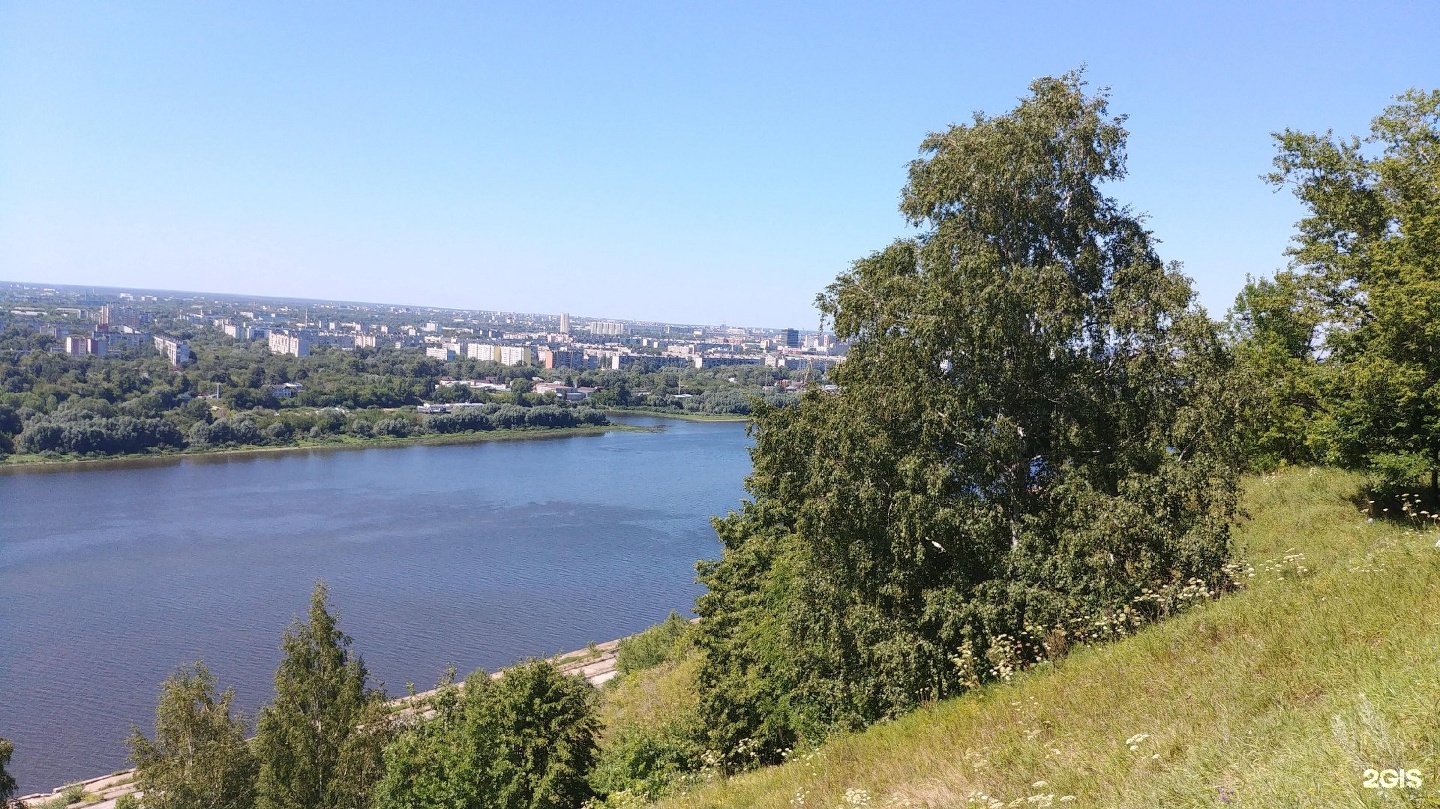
xmin=600 ymin=653 xmax=702 ymax=745
xmin=658 ymin=468 xmax=1440 ymax=808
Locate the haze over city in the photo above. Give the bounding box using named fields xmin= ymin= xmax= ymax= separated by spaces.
xmin=3 ymin=1 xmax=1438 ymax=326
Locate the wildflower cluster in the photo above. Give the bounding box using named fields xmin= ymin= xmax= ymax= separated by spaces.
xmin=1254 ymin=549 xmax=1309 ymax=578
xmin=1395 ymin=492 xmax=1440 ymax=532
xmin=780 ymin=745 xmax=822 ymax=769
xmin=948 ymin=565 xmax=1245 ymax=690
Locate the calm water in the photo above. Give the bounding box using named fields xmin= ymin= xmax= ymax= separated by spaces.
xmin=0 ymin=416 xmax=751 ymax=792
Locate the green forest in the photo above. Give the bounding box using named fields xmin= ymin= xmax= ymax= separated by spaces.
xmin=0 ymin=325 xmax=804 ymax=463
xmin=3 ymin=71 xmax=1439 ymax=808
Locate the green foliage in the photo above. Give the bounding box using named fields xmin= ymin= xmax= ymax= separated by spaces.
xmin=126 ymin=662 xmax=257 ymax=809
xmin=375 ymin=661 xmax=599 ymax=809
xmin=253 ymin=581 xmax=390 ymax=809
xmin=0 ymin=736 xmax=16 ymax=803
xmin=483 ymin=660 xmax=599 ymax=808
xmin=589 ymin=723 xmax=698 ymax=805
xmin=615 ymin=612 xmax=692 ymax=675
xmin=652 ymin=469 xmax=1440 ymax=809
xmin=1227 ymin=270 xmax=1325 ymax=469
xmin=591 ymin=647 xmax=706 ymax=804
xmin=692 ymin=71 xmax=1242 ymax=770
xmin=373 ymin=671 xmax=482 ymax=809
xmin=17 ymin=411 xmax=184 ymax=456
xmin=0 ymin=324 xmax=609 ymax=462
xmin=187 ymin=416 xmax=262 ymax=448
xmin=1253 ymin=86 xmax=1440 ymax=492
xmin=115 ymin=794 xmax=141 ymax=809
xmin=425 ymin=405 xmax=606 ymax=434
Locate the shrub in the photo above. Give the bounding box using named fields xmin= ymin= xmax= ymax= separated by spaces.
xmin=616 ymin=612 xmax=692 ymax=675
xmin=374 ymin=660 xmax=598 ymax=809
xmin=372 ymin=418 xmax=414 ymax=438
xmin=589 ymin=723 xmax=697 ymax=804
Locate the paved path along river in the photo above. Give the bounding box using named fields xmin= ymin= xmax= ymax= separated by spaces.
xmin=0 ymin=415 xmax=751 ymax=792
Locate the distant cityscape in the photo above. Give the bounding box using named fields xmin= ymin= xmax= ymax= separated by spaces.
xmin=0 ymin=281 xmax=846 ymax=378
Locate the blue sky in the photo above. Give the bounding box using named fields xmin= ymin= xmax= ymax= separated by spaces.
xmin=2 ymin=2 xmax=1437 ymax=328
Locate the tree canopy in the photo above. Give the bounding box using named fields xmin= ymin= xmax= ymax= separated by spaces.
xmin=693 ymin=70 xmax=1242 ymax=766
xmin=126 ymin=662 xmax=257 ymax=809
xmin=253 ymin=581 xmax=390 ymax=809
xmin=374 ymin=660 xmax=598 ymax=809
xmin=1237 ymin=87 xmax=1440 ymax=491
xmin=0 ymin=736 xmax=17 ymax=805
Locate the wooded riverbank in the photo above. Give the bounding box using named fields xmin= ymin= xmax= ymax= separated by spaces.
xmin=0 ymin=422 xmax=651 ymax=472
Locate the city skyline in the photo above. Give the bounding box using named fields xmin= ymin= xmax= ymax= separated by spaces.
xmin=1 ymin=278 xmax=815 ymax=331
xmin=3 ymin=2 xmax=1439 ymax=326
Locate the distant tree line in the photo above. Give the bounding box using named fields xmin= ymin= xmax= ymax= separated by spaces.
xmin=0 ymin=321 xmax=808 ymax=459
xmin=0 ymin=340 xmax=613 ymax=460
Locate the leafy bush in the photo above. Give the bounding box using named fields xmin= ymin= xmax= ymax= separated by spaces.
xmin=589 ymin=723 xmax=698 ymax=804
xmin=616 ymin=612 xmax=692 ymax=675
xmin=127 ymin=662 xmax=256 ymax=809
xmin=375 ymin=660 xmax=599 ymax=809
xmin=372 ymin=418 xmax=414 ymax=438
xmin=18 ymin=412 xmax=185 ymax=455
xmin=426 ymin=404 xmax=500 ymax=434
xmin=0 ymin=736 xmax=15 ymax=804
xmin=187 ymin=416 xmax=261 ymax=448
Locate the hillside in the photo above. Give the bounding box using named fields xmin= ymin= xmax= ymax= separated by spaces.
xmin=653 ymin=469 xmax=1440 ymax=808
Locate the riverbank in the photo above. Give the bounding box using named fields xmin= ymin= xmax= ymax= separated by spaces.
xmin=2 ymin=416 xmax=748 ymax=792
xmin=603 ymin=407 xmax=749 ymax=422
xmin=0 ymin=422 xmax=653 ymax=473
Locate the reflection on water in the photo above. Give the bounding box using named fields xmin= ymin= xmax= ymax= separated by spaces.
xmin=0 ymin=416 xmax=750 ymax=791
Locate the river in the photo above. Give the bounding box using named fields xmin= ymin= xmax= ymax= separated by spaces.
xmin=0 ymin=416 xmax=751 ymax=792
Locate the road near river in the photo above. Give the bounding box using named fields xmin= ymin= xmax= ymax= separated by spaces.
xmin=0 ymin=415 xmax=751 ymax=792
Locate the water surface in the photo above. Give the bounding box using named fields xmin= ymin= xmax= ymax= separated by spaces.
xmin=0 ymin=416 xmax=750 ymax=791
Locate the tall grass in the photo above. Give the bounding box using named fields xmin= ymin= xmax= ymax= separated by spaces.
xmin=655 ymin=468 xmax=1440 ymax=808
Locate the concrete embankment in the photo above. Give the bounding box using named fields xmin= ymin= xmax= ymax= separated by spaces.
xmin=18 ymin=637 xmax=624 ymax=809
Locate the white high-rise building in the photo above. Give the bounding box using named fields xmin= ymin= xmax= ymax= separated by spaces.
xmin=589 ymin=320 xmax=626 ymax=337
xmin=467 ymin=343 xmax=501 ymax=362
xmin=267 ymin=331 xmax=310 ymax=357
xmin=499 ymin=345 xmax=535 ymax=366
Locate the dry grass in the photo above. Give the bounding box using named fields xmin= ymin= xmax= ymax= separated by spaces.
xmin=599 ymin=653 xmax=702 ymax=746
xmin=656 ymin=468 xmax=1440 ymax=808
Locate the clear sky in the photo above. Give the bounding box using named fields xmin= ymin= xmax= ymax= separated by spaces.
xmin=2 ymin=2 xmax=1437 ymax=328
